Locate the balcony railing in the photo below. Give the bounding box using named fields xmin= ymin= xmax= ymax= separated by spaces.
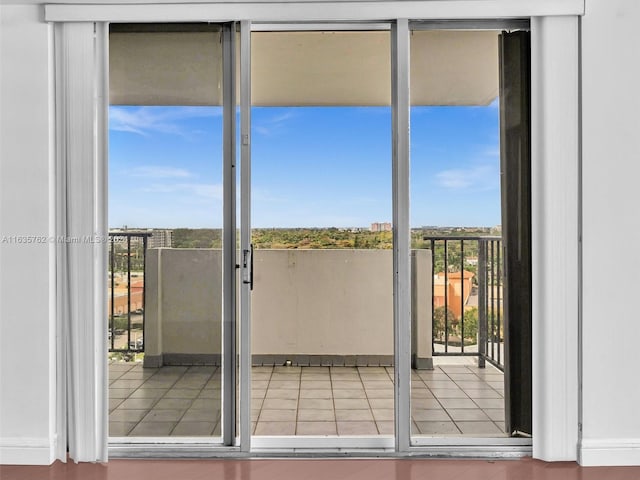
xmin=108 ymin=231 xmax=151 ymax=354
xmin=425 ymin=236 xmax=504 ymax=370
xmin=107 ymin=232 xmax=504 ymax=370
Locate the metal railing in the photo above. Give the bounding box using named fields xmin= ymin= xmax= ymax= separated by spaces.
xmin=425 ymin=236 xmax=504 ymax=370
xmin=108 ymin=232 xmax=151 ymax=353
xmin=108 ymin=231 xmax=503 ymax=363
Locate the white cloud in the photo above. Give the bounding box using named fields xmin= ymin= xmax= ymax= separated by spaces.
xmin=142 ymin=182 xmax=223 ymax=201
xmin=109 ymin=106 xmax=221 ymax=137
xmin=254 ymin=110 xmax=296 ymax=136
xmin=252 ymin=187 xmax=286 ymax=203
xmin=436 ymin=164 xmax=498 ymax=191
xmin=127 ymin=166 xmax=192 ymax=179
xmin=437 ymin=170 xmax=474 ymax=189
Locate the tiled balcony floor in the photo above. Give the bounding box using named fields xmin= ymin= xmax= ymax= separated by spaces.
xmin=109 ymin=360 xmax=505 ymax=437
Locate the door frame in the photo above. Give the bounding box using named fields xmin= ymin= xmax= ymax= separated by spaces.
xmin=241 ymin=20 xmax=401 ymax=453
xmin=222 ymin=21 xmax=239 ymax=447
xmin=48 ymin=1 xmax=581 ymax=461
xmin=235 ymin=18 xmax=532 ymax=454
xmin=239 ymin=19 xmax=252 ymax=453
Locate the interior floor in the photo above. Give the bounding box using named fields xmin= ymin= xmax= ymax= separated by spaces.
xmin=3 ymin=458 xmax=640 ymax=480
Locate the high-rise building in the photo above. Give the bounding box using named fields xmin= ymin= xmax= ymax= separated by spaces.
xmin=110 ymin=228 xmax=173 ymax=248
xmin=149 ymin=229 xmax=173 ymax=248
xmin=370 ymin=222 xmax=392 ymax=232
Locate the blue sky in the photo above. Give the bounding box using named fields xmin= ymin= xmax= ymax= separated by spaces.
xmin=109 ymin=102 xmax=500 ymax=228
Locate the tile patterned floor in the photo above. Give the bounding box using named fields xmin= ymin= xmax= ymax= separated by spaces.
xmin=109 ymin=361 xmax=505 ymax=437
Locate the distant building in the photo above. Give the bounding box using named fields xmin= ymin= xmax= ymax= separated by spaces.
xmin=108 ymin=278 xmax=144 ymax=315
xmin=433 ymin=270 xmax=475 ymax=319
xmin=370 ymin=222 xmax=392 ymax=232
xmin=110 ymin=227 xmax=173 ymax=248
xmin=149 ymin=229 xmax=173 ymax=248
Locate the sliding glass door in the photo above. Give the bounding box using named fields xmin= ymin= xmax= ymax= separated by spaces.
xmin=407 ymin=22 xmax=532 ymax=444
xmin=242 ymin=24 xmax=395 ymax=448
xmin=107 ymin=23 xmax=238 ymax=444
xmin=105 ymin=19 xmax=531 ymax=453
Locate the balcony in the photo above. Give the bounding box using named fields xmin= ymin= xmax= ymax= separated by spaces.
xmin=109 ymin=362 xmax=504 ymax=437
xmin=108 ymin=234 xmax=505 ymax=438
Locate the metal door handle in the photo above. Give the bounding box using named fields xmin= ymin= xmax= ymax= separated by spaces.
xmin=250 ymin=244 xmax=254 ymax=290
xmin=242 ymin=244 xmax=254 ymax=290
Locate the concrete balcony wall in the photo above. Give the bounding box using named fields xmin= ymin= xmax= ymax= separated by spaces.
xmin=144 ymin=248 xmax=432 ymax=368
xmin=412 ymin=249 xmax=433 ymax=369
xmin=144 ymin=248 xmax=223 ymax=366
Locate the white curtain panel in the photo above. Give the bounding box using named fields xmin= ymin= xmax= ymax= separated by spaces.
xmin=54 ymin=21 xmax=109 ymax=463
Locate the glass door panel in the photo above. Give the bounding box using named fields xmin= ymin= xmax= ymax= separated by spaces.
xmin=108 ymin=23 xmax=227 ymax=440
xmin=249 ymin=29 xmax=394 ymax=441
xmin=408 ymin=28 xmax=507 ymax=440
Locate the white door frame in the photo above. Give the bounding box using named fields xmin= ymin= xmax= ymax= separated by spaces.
xmin=243 ymin=20 xmax=398 ymax=453
xmin=239 ymin=19 xmax=253 ymax=453
xmin=47 ymin=0 xmax=582 ymax=461
xmin=391 ymin=17 xmax=411 ymax=453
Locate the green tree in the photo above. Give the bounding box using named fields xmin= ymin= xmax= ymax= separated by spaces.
xmin=433 ymin=306 xmax=456 ymax=342
xmin=462 ymin=307 xmax=478 ymax=341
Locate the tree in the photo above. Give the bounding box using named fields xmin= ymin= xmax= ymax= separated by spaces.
xmin=462 ymin=307 xmax=478 ymax=342
xmin=433 ymin=306 xmax=456 ymax=342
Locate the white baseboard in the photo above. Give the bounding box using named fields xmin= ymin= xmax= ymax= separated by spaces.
xmin=579 ymin=438 xmax=640 ymax=466
xmin=0 ymin=437 xmax=55 ymax=465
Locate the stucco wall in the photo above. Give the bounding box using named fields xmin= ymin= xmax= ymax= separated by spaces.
xmin=144 ymin=248 xmax=432 ymax=366
xmin=144 ymin=248 xmax=223 ymax=364
xmin=252 ymin=249 xmax=398 ymax=358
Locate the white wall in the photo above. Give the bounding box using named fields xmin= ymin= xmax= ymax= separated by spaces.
xmin=0 ymin=5 xmax=56 ymax=465
xmin=580 ymin=0 xmax=640 ymax=466
xmin=1 ymin=0 xmax=640 ymax=468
